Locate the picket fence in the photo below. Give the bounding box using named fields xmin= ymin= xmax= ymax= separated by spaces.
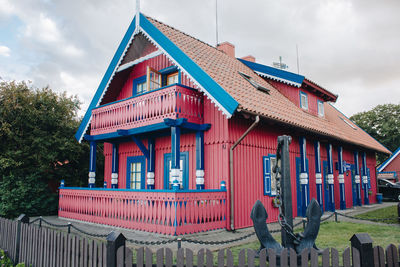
xmin=0 ymin=216 xmax=399 ymax=267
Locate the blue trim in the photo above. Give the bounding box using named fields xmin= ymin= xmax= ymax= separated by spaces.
xmin=322 ymin=161 xmax=330 ymax=211
xmin=299 ymin=137 xmax=307 ymax=173
xmin=296 ymin=157 xmax=309 ymax=217
xmin=131 ymin=136 xmax=150 ymax=159
xmin=75 ymin=16 xmax=137 ymax=142
xmin=60 ymin=187 xmax=225 ymax=193
xmin=354 ymin=151 xmax=360 ymax=175
xmin=378 ymin=146 xmax=400 ymax=172
xmin=339 ymin=183 xmax=346 ymax=210
xmin=164 ymin=151 xmax=189 ymax=190
xmin=132 ymin=75 xmax=146 ymax=95
xmin=148 ymin=138 xmax=155 ymax=172
xmin=299 ymin=91 xmax=308 ymax=110
xmin=238 ymin=58 xmax=305 ymax=86
xmin=338 ymin=146 xmax=343 ymax=174
xmin=171 ymin=126 xmax=181 ymax=170
xmin=327 ymin=144 xmax=333 ymax=174
xmin=196 ymin=131 xmax=204 ymax=170
xmin=89 ymin=141 xmax=96 ymax=172
xmin=139 ymin=14 xmax=238 ymax=116
xmin=314 ymin=141 xmax=321 ymax=174
xmin=126 ymin=156 xmax=146 ymax=189
xmin=263 ymin=154 xmax=276 ymax=196
xmin=159 ymin=65 xmax=178 ymax=75
xmin=112 ymin=143 xmax=119 ymax=174
xmin=361 ymin=152 xmax=367 ymax=176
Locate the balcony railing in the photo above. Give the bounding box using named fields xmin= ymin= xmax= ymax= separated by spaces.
xmin=90 ymin=85 xmax=203 ymax=135
xmin=58 ymin=188 xmax=227 ymax=235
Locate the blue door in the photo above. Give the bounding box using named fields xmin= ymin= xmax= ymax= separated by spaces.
xmin=126 ymin=156 xmax=146 ymax=189
xmin=322 ymin=161 xmax=330 ymax=212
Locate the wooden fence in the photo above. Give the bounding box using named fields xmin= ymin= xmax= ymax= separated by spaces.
xmin=0 ymin=216 xmax=399 ymax=267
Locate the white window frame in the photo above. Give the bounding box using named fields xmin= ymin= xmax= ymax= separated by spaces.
xmin=300 ymin=91 xmax=308 ymax=110
xmin=318 ymin=100 xmax=324 ymax=117
xmin=263 ymin=155 xmax=277 ymax=196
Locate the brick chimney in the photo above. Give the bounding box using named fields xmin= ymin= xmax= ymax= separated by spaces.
xmin=217 ymin=42 xmax=235 ymax=58
xmin=241 ymin=55 xmax=256 ymax=62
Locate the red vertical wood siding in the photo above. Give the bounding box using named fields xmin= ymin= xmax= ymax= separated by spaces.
xmin=382 ymin=153 xmax=400 ymax=179
xmin=267 ymin=80 xmax=324 ymax=117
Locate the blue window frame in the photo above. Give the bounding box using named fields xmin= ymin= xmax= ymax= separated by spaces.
xmin=263 ymin=154 xmax=277 ymax=196
xmin=300 ymin=91 xmax=308 ymax=110
xmin=317 ymin=100 xmax=324 ymax=116
xmin=126 ymin=156 xmax=146 ymax=189
xmin=132 ymin=76 xmax=147 ymax=96
xmin=164 ymin=151 xmax=189 ymax=190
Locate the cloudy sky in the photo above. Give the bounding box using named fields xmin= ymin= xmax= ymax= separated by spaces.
xmin=0 ymin=0 xmax=399 ymax=117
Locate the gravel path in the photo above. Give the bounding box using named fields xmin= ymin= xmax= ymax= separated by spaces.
xmin=30 ymin=202 xmax=398 ymax=252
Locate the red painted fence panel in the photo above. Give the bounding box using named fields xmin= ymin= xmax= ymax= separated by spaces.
xmin=58 ymin=188 xmax=226 ymax=235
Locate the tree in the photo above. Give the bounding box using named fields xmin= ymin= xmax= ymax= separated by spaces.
xmin=350 ymin=103 xmax=400 ymax=164
xmin=0 ymin=81 xmax=103 ymax=218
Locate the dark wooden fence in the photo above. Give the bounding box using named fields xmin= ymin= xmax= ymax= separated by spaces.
xmin=0 ymin=216 xmax=399 ymax=267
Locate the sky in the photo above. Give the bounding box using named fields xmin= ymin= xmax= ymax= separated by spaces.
xmin=0 ymin=0 xmax=399 ymax=117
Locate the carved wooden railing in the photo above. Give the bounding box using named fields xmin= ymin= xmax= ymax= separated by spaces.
xmin=90 ymin=85 xmax=203 ymax=135
xmin=58 ymin=188 xmax=226 ymax=235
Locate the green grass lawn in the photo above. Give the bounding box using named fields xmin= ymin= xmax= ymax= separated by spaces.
xmin=222 ymin=221 xmax=400 ymax=264
xmin=354 ymin=205 xmax=399 ymax=224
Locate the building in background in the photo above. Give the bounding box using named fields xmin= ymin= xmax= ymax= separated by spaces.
xmin=377 ymin=147 xmax=400 ymax=183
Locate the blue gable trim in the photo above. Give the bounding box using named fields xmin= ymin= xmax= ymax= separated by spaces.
xmin=139 ymin=14 xmax=238 ymax=116
xmin=238 ymin=58 xmax=305 ymax=87
xmin=75 ymin=16 xmax=137 ymax=142
xmin=378 ymin=146 xmax=400 ymax=172
xmin=76 ymin=13 xmax=239 ymax=142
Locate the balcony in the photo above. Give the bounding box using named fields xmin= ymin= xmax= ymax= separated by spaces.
xmin=90 ymin=85 xmax=203 ymax=136
xmin=58 ymin=188 xmax=227 ymax=235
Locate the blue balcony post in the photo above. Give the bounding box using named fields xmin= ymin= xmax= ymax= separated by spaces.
xmin=111 ymin=143 xmax=119 ymax=188
xmin=338 ymin=146 xmax=346 ymax=210
xmin=196 ymin=131 xmax=205 ymax=190
xmin=88 ymin=141 xmax=96 ymax=188
xmin=314 ymin=141 xmax=323 ymax=213
xmin=354 ymin=151 xmax=362 ymax=206
xmin=147 ymin=138 xmax=155 ymax=189
xmin=362 ymin=152 xmax=369 ymax=205
xmin=171 ymin=126 xmax=181 ymax=190
xmin=299 ymin=137 xmax=309 ymax=217
xmin=326 ymin=144 xmax=335 ymax=212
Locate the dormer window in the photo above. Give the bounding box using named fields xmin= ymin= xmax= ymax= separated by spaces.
xmin=318 ymin=100 xmax=324 ymax=117
xmin=238 ymin=71 xmax=270 ymax=94
xmin=300 ymin=91 xmax=308 ymax=110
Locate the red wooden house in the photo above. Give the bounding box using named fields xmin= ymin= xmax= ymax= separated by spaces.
xmin=58 ymin=12 xmax=390 ymax=235
xmin=377 ymin=147 xmax=400 ymax=182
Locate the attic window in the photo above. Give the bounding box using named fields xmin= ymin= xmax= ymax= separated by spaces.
xmin=340 ymin=117 xmax=357 ymax=130
xmin=238 ymin=72 xmax=270 ymax=94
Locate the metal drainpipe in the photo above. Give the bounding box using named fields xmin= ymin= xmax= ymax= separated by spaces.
xmin=229 ymin=115 xmax=260 ymax=231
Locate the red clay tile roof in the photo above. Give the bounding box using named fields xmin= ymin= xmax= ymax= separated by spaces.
xmin=147 ymin=17 xmax=389 ymax=154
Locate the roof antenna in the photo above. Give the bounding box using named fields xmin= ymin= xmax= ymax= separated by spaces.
xmin=272 ymin=56 xmax=289 ymax=70
xmin=296 ymin=44 xmax=300 ymax=74
xmin=215 ymin=0 xmax=219 ymax=46
xmin=135 ymin=0 xmax=140 ymax=29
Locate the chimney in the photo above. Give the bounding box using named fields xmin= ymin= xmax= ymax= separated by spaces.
xmin=241 ymin=55 xmax=255 ymax=62
xmin=217 ymin=42 xmax=235 ymax=58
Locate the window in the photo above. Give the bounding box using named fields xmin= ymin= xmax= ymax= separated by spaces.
xmin=164 ymin=152 xmax=189 ymax=190
xmin=238 ymin=71 xmax=270 ymax=94
xmin=167 ymin=72 xmax=179 ymax=85
xmin=147 ymin=66 xmax=161 ymax=91
xmin=126 ymin=156 xmax=146 ymax=189
xmin=300 ymin=91 xmax=308 ymax=110
xmin=136 ymin=81 xmax=147 ymax=94
xmin=263 ymin=155 xmax=278 ymax=195
xmin=318 ymin=100 xmax=324 ymax=117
